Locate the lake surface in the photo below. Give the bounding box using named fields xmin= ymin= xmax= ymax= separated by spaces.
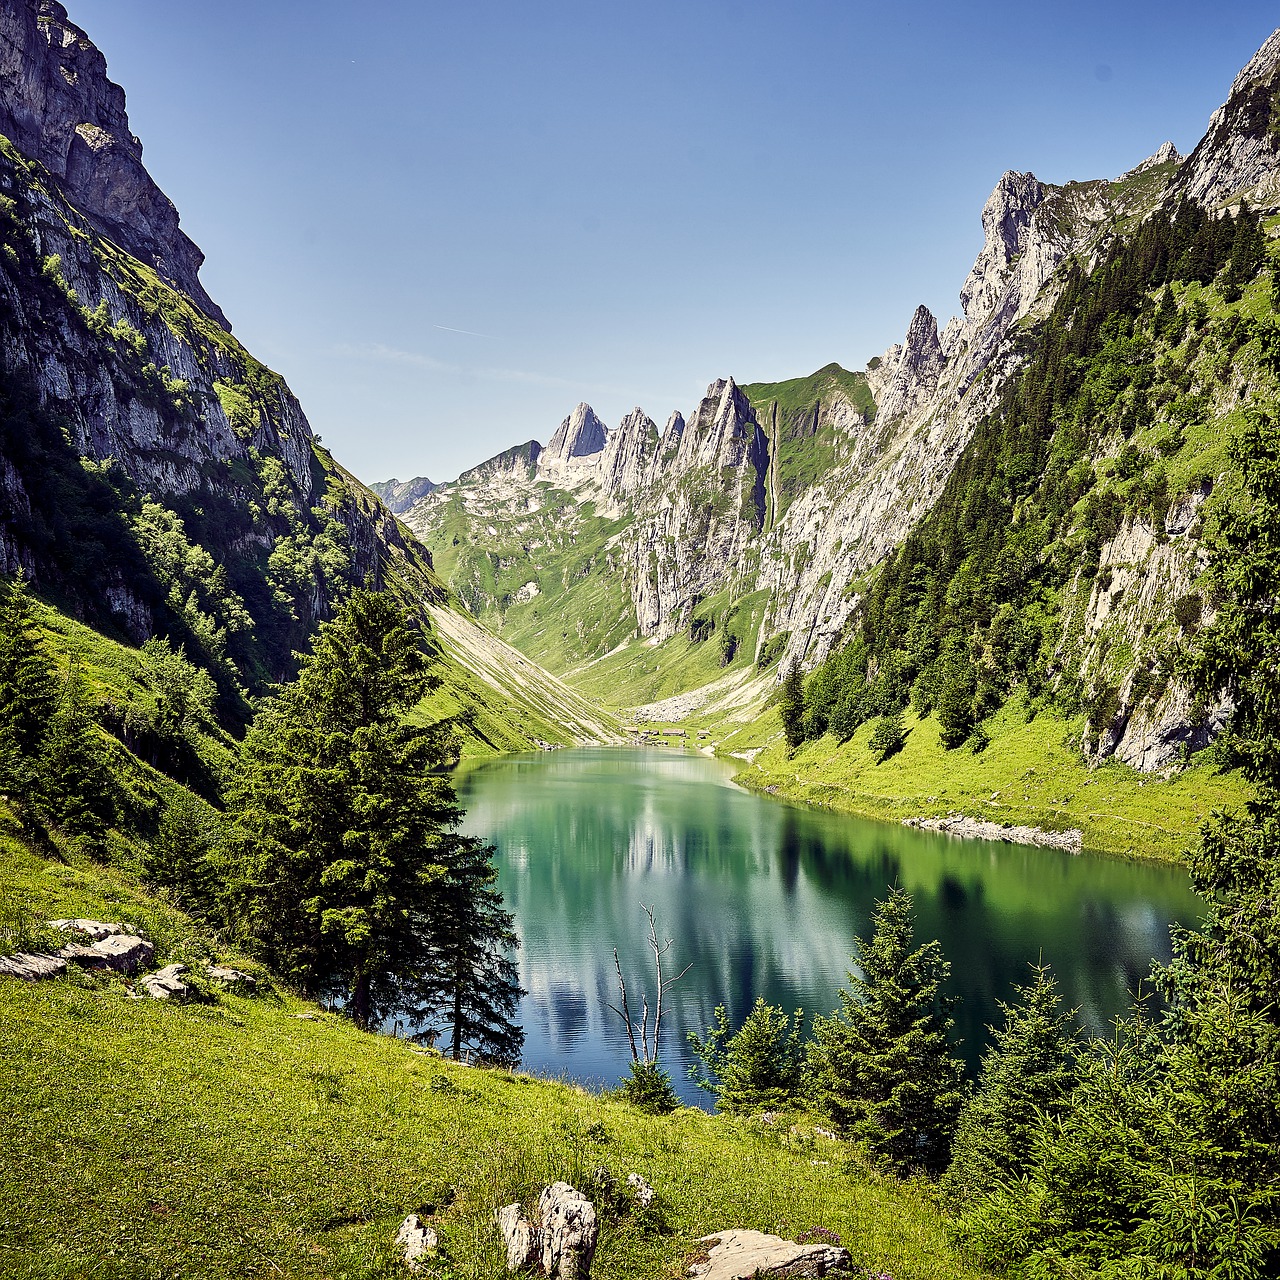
xmin=455 ymin=747 xmax=1202 ymax=1105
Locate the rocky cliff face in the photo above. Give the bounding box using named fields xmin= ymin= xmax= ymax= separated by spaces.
xmin=370 ymin=476 xmax=438 ymax=514
xmin=0 ymin=0 xmax=615 ymax=746
xmin=0 ymin=1 xmax=226 ymax=326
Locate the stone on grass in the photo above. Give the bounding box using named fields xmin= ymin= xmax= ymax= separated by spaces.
xmin=0 ymin=952 xmax=68 ymax=981
xmin=691 ymin=1229 xmax=852 ymax=1279
xmin=141 ymin=963 xmax=189 ymax=1000
xmin=59 ymin=934 xmax=153 ymax=974
xmin=539 ymin=1182 xmax=598 ymax=1280
xmin=394 ymin=1214 xmax=438 ymax=1271
xmin=49 ymin=918 xmax=126 ymax=941
xmin=206 ymin=964 xmax=257 ymax=989
xmin=625 ymin=1173 xmax=654 ymax=1208
xmin=496 ymin=1202 xmax=540 ymax=1271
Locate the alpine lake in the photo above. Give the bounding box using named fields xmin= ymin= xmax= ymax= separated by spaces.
xmin=453 ymin=746 xmax=1201 ymax=1106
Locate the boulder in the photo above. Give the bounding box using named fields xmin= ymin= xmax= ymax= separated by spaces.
xmin=141 ymin=963 xmax=188 ymax=1000
xmin=539 ymin=1183 xmax=598 ymax=1280
xmin=394 ymin=1214 xmax=438 ymax=1272
xmin=59 ymin=934 xmax=153 ymax=974
xmin=496 ymin=1202 xmax=540 ymax=1271
xmin=206 ymin=964 xmax=257 ymax=989
xmin=691 ymin=1230 xmax=852 ymax=1279
xmin=0 ymin=952 xmax=68 ymax=981
xmin=49 ymin=918 xmax=125 ymax=940
xmin=625 ymin=1173 xmax=654 ymax=1209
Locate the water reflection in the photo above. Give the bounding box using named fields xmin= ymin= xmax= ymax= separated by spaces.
xmin=456 ymin=748 xmax=1200 ymax=1104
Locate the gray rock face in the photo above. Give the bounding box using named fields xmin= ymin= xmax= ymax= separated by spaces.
xmin=496 ymin=1202 xmax=540 ymax=1271
xmin=904 ymin=814 xmax=1083 ymax=853
xmin=690 ymin=1230 xmax=852 ymax=1279
xmin=598 ymin=408 xmax=659 ymax=512
xmin=0 ymin=1 xmax=227 ymax=325
xmin=369 ymin=476 xmax=437 ymax=514
xmin=0 ymin=951 xmax=67 ymax=980
xmin=538 ymin=1183 xmax=597 ymax=1280
xmin=624 ymin=1173 xmax=654 ymax=1209
xmin=141 ymin=962 xmax=188 ymax=1000
xmin=394 ymin=1214 xmax=438 ymax=1272
xmin=1176 ymin=27 xmax=1280 ymax=209
xmin=59 ymin=933 xmax=153 ymax=974
xmin=546 ymin=403 xmax=607 ymax=464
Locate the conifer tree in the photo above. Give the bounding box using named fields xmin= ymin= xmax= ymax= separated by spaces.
xmin=941 ymin=964 xmax=1078 ymax=1213
xmin=0 ymin=573 xmax=57 ymax=805
xmin=688 ymin=997 xmax=806 ymax=1115
xmin=224 ymin=589 xmax=522 ymax=1039
xmin=778 ymin=663 xmax=806 ymax=751
xmin=416 ymin=833 xmax=524 ymax=1065
xmin=808 ymin=887 xmax=964 ymax=1175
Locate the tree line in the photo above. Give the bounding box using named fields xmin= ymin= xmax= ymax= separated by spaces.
xmin=0 ymin=577 xmax=524 ymax=1064
xmin=784 ymin=197 xmax=1268 ymax=755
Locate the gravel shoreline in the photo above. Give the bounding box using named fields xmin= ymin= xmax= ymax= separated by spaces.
xmin=903 ymin=813 xmax=1084 ymax=853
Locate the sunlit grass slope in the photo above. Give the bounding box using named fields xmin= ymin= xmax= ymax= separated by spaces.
xmin=0 ymin=827 xmax=982 ymax=1280
xmin=717 ymin=698 xmax=1243 ymax=862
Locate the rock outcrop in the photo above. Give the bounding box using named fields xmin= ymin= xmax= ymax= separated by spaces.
xmin=370 ymin=476 xmax=438 ymax=514
xmin=496 ymin=1183 xmax=598 ymax=1278
xmin=0 ymin=1 xmax=227 ymax=325
xmin=1175 ymin=28 xmax=1280 ymax=210
xmin=690 ymin=1229 xmax=852 ymax=1279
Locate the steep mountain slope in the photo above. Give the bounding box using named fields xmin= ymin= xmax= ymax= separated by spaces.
xmin=401 ymin=25 xmax=1280 ymax=782
xmin=0 ymin=0 xmax=615 ymax=750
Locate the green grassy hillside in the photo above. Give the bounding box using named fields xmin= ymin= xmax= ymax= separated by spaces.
xmin=714 ymin=698 xmax=1242 ymax=862
xmin=0 ymin=824 xmax=982 ymax=1280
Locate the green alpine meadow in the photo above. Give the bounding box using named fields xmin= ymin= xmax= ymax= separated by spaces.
xmin=1 ymin=2 xmax=1279 ymax=1277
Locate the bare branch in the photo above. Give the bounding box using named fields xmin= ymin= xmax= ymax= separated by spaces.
xmin=611 ymin=947 xmax=639 ymax=1061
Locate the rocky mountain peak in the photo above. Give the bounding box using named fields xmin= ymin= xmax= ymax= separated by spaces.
xmin=599 ymin=407 xmax=659 ymax=507
xmin=1121 ymin=140 xmax=1182 ymax=181
xmin=545 ymin=402 xmax=607 ymax=463
xmin=959 ymin=170 xmax=1047 ymax=326
xmin=1175 ymin=26 xmax=1280 ymax=210
xmin=0 ymin=0 xmax=228 ymax=326
xmin=875 ymin=305 xmax=945 ymax=423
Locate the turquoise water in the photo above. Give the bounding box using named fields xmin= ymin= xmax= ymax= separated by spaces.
xmin=456 ymin=747 xmax=1201 ymax=1105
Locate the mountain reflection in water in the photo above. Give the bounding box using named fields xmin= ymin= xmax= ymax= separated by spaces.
xmin=454 ymin=748 xmax=1200 ymax=1105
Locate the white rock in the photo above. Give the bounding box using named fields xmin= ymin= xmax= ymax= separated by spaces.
xmin=0 ymin=952 xmax=68 ymax=980
xmin=141 ymin=963 xmax=188 ymax=1000
xmin=394 ymin=1214 xmax=438 ymax=1272
xmin=538 ymin=1183 xmax=598 ymax=1280
xmin=495 ymin=1202 xmax=540 ymax=1271
xmin=691 ymin=1229 xmax=852 ymax=1279
xmin=206 ymin=964 xmax=257 ymax=989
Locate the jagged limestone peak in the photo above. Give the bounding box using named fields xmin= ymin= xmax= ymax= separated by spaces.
xmin=876 ymin=305 xmax=945 ymax=424
xmin=1119 ymin=140 xmax=1182 ymax=181
xmin=1175 ymin=26 xmax=1280 ymax=210
xmin=959 ymin=170 xmax=1048 ymax=326
xmin=545 ymin=402 xmax=607 ymax=462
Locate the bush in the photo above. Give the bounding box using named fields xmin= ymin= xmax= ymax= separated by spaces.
xmin=868 ymin=711 xmax=907 ymax=763
xmin=619 ymin=1059 xmax=680 ymax=1114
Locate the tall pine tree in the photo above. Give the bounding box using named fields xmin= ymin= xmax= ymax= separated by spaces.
xmin=223 ymin=589 xmax=522 ymax=1042
xmin=808 ymin=887 xmax=964 ymax=1175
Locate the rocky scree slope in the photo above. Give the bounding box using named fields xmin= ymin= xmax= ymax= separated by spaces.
xmin=400 ymin=25 xmax=1280 ymax=772
xmin=0 ymin=0 xmax=613 ymax=747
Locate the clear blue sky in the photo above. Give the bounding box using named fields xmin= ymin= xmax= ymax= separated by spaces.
xmin=70 ymin=1 xmax=1280 ymax=483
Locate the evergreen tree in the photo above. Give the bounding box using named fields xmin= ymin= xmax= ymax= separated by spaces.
xmin=941 ymin=964 xmax=1079 ymax=1213
xmin=688 ymin=997 xmax=806 ymax=1115
xmin=224 ymin=589 xmax=520 ymax=1038
xmin=868 ymin=709 xmax=907 ymax=762
xmin=416 ymin=833 xmax=524 ymax=1065
xmin=39 ymin=664 xmax=118 ymax=837
xmin=0 ymin=573 xmax=57 ymax=806
xmin=778 ymin=663 xmax=806 ymax=751
xmin=934 ymin=644 xmax=976 ymax=749
xmin=808 ymin=887 xmax=964 ymax=1175
xmin=146 ymin=790 xmax=220 ymax=919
